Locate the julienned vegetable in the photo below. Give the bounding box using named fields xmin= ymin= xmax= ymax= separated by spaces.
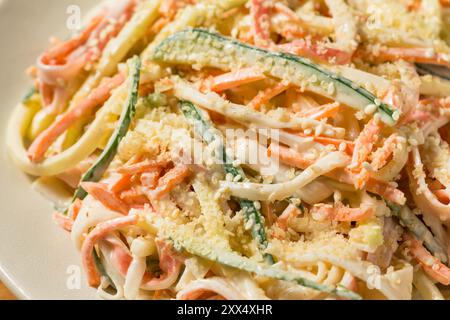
xmin=167 ymin=226 xmax=362 ymax=300
xmin=73 ymin=56 xmax=141 ymax=202
xmin=153 ymin=29 xmax=396 ymax=125
xmin=179 ymin=100 xmax=273 ymax=263
xmin=388 ymin=202 xmax=449 ymax=265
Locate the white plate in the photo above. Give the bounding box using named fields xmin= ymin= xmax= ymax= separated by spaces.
xmin=0 ymin=0 xmax=98 ymax=299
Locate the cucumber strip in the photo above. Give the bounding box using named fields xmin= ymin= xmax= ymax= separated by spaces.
xmin=22 ymin=87 xmax=37 ymax=103
xmin=387 ymin=202 xmax=448 ymax=265
xmin=416 ymin=64 xmax=450 ymax=81
xmin=72 ymin=56 xmax=141 ymax=201
xmin=168 ymin=228 xmax=361 ymax=300
xmin=179 ymin=100 xmax=273 ymax=263
xmin=152 ymin=29 xmax=396 ymax=125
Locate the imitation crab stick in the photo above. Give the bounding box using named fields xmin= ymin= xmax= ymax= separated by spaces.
xmin=310 ymin=203 xmax=374 ymax=222
xmin=250 ymin=0 xmax=272 ymax=47
xmin=81 ymin=182 xmax=130 ymax=215
xmin=105 ymin=238 xmax=182 ymax=290
xmin=81 ymin=215 xmax=138 ymax=287
xmin=141 ymin=240 xmax=182 ymax=289
xmin=206 ymin=67 xmax=266 ymax=92
xmin=27 ymin=73 xmax=125 ymax=162
xmin=248 ymin=82 xmax=291 ymax=110
xmin=269 ymin=144 xmax=405 ymax=204
xmin=404 ymin=233 xmax=450 ymax=285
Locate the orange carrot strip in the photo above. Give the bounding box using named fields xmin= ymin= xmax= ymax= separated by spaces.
xmin=250 ymin=0 xmax=272 ymax=47
xmin=53 ymin=212 xmax=74 ymax=232
xmin=208 ymin=68 xmax=266 ymax=92
xmin=81 ymin=215 xmax=138 ymax=287
xmin=432 ymin=189 xmax=450 ymax=204
xmin=109 ymin=155 xmax=142 ymax=193
xmin=43 ymin=15 xmax=104 ymax=64
xmin=278 ymin=40 xmax=352 ymax=65
xmin=350 ymin=119 xmax=381 ymax=172
xmin=298 ymin=102 xmax=341 ymax=120
xmin=371 ymin=47 xmax=450 ymax=68
xmin=116 ymin=158 xmax=170 ymax=175
xmin=140 ymin=168 xmax=163 ymax=188
xmin=441 ymin=0 xmax=450 ymax=7
xmin=248 ymin=82 xmax=291 ymax=110
xmin=81 ymin=182 xmax=129 ymax=215
xmin=71 ymin=198 xmax=83 ymax=221
xmin=356 ymin=134 xmax=398 ymax=189
xmin=120 ymin=188 xmax=150 ymax=207
xmin=269 ymin=143 xmax=405 ymax=204
xmin=276 ymin=204 xmax=301 ymax=230
xmin=295 ymin=132 xmax=355 ymax=155
xmin=28 ymin=73 xmax=126 ymax=162
xmin=150 ymin=165 xmax=191 ymax=200
xmin=404 ymin=233 xmax=450 ymax=285
xmin=310 ymin=203 xmax=374 ymax=222
xmin=109 ymin=174 xmax=134 ymax=194
xmin=419 ymin=97 xmax=450 ymax=109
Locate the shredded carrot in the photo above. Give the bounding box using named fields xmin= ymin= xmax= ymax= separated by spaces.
xmin=140 ymin=168 xmax=163 ymax=188
xmin=53 ymin=212 xmax=74 ymax=232
xmin=206 ymin=67 xmax=266 ymax=92
xmin=276 ymin=204 xmax=301 ymax=230
xmin=311 ymin=203 xmax=374 ymax=222
xmin=250 ymin=0 xmax=272 ymax=47
xmin=81 ymin=215 xmax=138 ymax=287
xmin=356 ymin=134 xmax=398 ymax=189
xmin=81 ymin=182 xmax=130 ymax=215
xmin=71 ymin=198 xmax=83 ymax=221
xmin=404 ymin=233 xmax=450 ymax=285
xmin=149 ymin=165 xmax=191 ymax=200
xmin=350 ymin=119 xmax=381 ymax=173
xmin=427 ymin=179 xmax=445 ymax=191
xmin=120 ymin=188 xmax=150 ymax=207
xmin=432 ymin=189 xmax=450 ymax=204
xmin=109 ymin=173 xmax=134 ymax=194
xmin=42 ymin=15 xmax=103 ymax=65
xmin=419 ymin=97 xmax=450 ymax=109
xmin=278 ymin=40 xmax=352 ymax=65
xmin=298 ymin=102 xmax=341 ymax=120
xmin=369 ymin=47 xmax=450 ymax=68
xmin=248 ymin=82 xmax=291 ymax=110
xmin=116 ymin=158 xmax=170 ymax=175
xmin=269 ymin=143 xmax=405 ymax=204
xmin=295 ymin=132 xmax=355 ymax=155
xmin=28 ymin=73 xmax=125 ymax=162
